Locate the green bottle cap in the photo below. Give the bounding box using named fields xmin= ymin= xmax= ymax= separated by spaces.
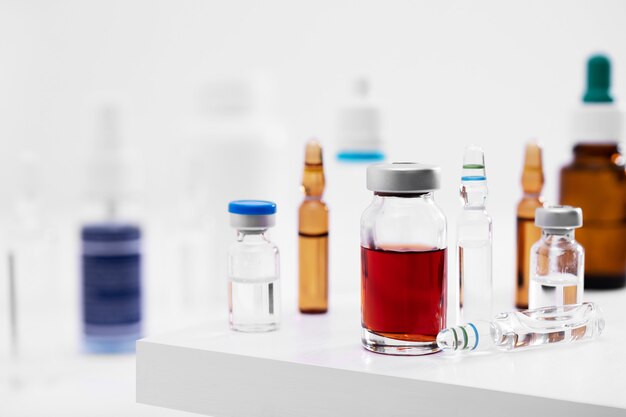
xmin=583 ymin=55 xmax=613 ymax=103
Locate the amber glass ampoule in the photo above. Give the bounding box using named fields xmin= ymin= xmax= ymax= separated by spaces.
xmin=515 ymin=142 xmax=544 ymax=309
xmin=299 ymin=140 xmax=329 ymax=313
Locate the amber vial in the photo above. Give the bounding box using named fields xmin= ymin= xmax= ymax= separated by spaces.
xmin=298 ymin=140 xmax=329 ymax=313
xmin=516 ymin=142 xmax=544 ymax=308
xmin=560 ymin=143 xmax=626 ymax=289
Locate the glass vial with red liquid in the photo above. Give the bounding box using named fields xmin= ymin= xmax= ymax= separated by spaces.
xmin=361 ymin=163 xmax=447 ymax=355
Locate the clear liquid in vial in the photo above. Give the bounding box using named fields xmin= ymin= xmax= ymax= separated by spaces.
xmin=459 ymin=239 xmax=492 ymax=323
xmin=529 ymin=272 xmax=580 ymax=309
xmin=228 ymin=276 xmax=280 ymax=332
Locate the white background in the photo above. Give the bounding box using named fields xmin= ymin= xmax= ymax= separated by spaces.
xmin=2 ymin=1 xmax=626 ymax=415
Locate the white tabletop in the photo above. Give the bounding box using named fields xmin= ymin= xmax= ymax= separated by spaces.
xmin=137 ymin=289 xmax=626 ymax=417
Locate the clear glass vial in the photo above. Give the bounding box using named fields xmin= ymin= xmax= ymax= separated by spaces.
xmin=529 ymin=205 xmax=584 ymax=309
xmin=227 ymin=200 xmax=280 ymax=332
xmin=361 ymin=163 xmax=447 ymax=355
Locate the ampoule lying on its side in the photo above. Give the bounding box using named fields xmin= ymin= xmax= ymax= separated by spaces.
xmin=437 ymin=302 xmax=603 ymax=353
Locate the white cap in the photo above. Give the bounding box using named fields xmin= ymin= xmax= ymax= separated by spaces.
xmin=336 ymin=78 xmax=384 ymax=160
xmin=571 ymin=104 xmax=623 ymax=142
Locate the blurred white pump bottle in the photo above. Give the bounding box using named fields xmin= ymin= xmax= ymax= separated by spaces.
xmin=2 ymin=152 xmax=61 ymax=359
xmin=81 ymin=103 xmax=144 ymax=354
xmin=326 ymin=78 xmax=385 ymax=301
xmin=180 ymin=77 xmax=288 ymax=312
xmin=84 ymin=103 xmax=142 ymax=222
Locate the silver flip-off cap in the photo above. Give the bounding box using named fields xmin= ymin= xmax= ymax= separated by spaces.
xmin=229 ymin=213 xmax=276 ymax=229
xmin=366 ymin=162 xmax=441 ymax=193
xmin=535 ymin=205 xmax=583 ymax=229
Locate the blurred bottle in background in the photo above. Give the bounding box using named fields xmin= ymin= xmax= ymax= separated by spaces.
xmin=559 ymin=54 xmax=626 ymax=289
xmin=515 ymin=141 xmax=544 ymax=309
xmin=80 ymin=104 xmax=143 ymax=353
xmin=1 ymin=152 xmax=62 ymax=360
xmin=179 ymin=76 xmax=288 ymax=314
xmin=326 ymin=78 xmax=385 ymax=300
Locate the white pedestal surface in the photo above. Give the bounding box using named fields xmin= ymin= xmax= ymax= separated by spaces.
xmin=137 ymin=290 xmax=626 ymax=417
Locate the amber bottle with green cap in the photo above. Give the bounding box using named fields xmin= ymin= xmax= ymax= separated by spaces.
xmin=559 ymin=54 xmax=626 ymax=289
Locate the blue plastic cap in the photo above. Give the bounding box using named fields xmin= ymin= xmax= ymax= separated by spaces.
xmin=228 ymin=200 xmax=277 ymax=215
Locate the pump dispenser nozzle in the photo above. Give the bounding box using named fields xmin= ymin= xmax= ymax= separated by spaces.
xmin=584 ymin=55 xmax=613 ymax=103
xmin=87 ymin=102 xmax=136 ymax=220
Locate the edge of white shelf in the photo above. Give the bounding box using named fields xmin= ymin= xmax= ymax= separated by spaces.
xmin=137 ymin=290 xmax=626 ymax=417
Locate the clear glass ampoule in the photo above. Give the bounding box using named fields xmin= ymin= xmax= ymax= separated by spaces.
xmin=299 ymin=139 xmax=329 ymax=314
xmin=457 ymin=146 xmax=493 ymax=323
xmin=437 ymin=302 xmax=603 ymax=352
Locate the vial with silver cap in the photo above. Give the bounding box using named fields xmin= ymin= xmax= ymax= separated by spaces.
xmin=361 ymin=163 xmax=447 ymax=355
xmin=529 ymin=205 xmax=584 ymax=309
xmin=228 ymin=200 xmax=280 ymax=332
xmin=457 ymin=145 xmax=493 ymax=323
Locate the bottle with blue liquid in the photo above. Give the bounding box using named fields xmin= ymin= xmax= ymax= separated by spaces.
xmin=81 ymin=104 xmax=143 ymax=353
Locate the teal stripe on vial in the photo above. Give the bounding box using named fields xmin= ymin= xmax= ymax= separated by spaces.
xmin=468 ymin=322 xmax=479 ymax=350
xmin=461 ymin=176 xmax=487 ymax=181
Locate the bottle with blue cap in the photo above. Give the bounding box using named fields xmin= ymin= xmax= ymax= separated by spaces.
xmin=560 ymin=54 xmax=626 ymax=289
xmin=227 ymin=200 xmax=280 ymax=332
xmin=457 ymin=145 xmax=493 ymax=324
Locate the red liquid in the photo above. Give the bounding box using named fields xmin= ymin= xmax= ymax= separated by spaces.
xmin=361 ymin=246 xmax=447 ymax=342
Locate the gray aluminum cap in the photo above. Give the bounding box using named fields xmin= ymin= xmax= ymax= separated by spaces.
xmin=229 ymin=213 xmax=275 ymax=229
xmin=535 ymin=205 xmax=583 ymax=229
xmin=366 ymin=162 xmax=441 ymax=193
